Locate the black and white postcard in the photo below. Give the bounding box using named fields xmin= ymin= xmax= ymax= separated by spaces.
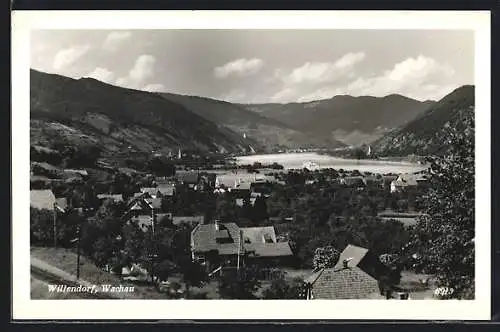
xmin=12 ymin=10 xmax=491 ymax=320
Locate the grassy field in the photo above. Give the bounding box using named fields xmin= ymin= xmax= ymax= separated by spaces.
xmin=30 ymin=247 xmax=169 ymax=299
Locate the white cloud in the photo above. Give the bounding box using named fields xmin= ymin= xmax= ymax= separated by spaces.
xmin=129 ymin=54 xmax=156 ymax=82
xmin=52 ymin=45 xmax=91 ymax=70
xmin=214 ymin=58 xmax=264 ymax=79
xmin=278 ymin=52 xmax=366 ymax=85
xmin=332 ymin=55 xmax=457 ymax=100
xmin=115 ymin=54 xmax=158 ymax=89
xmin=143 ymin=83 xmax=166 ymax=92
xmin=270 ymin=54 xmax=457 ymax=102
xmin=84 ymin=67 xmax=115 ymax=84
xmin=269 ymin=52 xmax=366 ymax=102
xmin=103 ymin=31 xmax=132 ymax=51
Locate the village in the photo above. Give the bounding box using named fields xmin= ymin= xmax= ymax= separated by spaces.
xmin=30 ymin=145 xmax=439 ymax=300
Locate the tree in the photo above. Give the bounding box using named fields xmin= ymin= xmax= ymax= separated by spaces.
xmin=262 ymin=277 xmax=304 ymax=299
xmin=218 ymin=273 xmax=261 ymax=299
xmin=406 ymin=109 xmax=474 ymax=299
xmin=30 ymin=207 xmax=56 ymax=246
xmin=312 ymin=246 xmax=340 ymax=271
xmin=252 ymin=196 xmax=269 ymax=224
xmin=179 ymin=259 xmax=208 ymax=299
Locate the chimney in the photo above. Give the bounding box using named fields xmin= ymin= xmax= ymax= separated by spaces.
xmin=214 ymin=220 xmax=219 ymax=231
xmin=342 ymin=257 xmax=352 ymax=269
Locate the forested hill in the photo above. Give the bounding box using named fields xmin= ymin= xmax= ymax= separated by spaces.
xmin=241 ymin=94 xmax=434 ymax=146
xmin=30 ymin=69 xmax=260 ymax=155
xmin=371 ymin=85 xmax=475 ymax=157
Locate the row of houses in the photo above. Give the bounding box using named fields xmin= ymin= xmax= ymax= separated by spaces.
xmin=313 ymin=172 xmax=430 ymax=193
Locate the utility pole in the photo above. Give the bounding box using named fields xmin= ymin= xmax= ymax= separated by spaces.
xmin=76 ymin=223 xmax=81 ymax=279
xmin=53 ymin=203 xmax=57 ymax=248
xmin=150 ymin=207 xmax=156 ymax=284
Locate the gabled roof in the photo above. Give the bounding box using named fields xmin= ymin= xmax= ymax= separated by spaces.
xmin=30 ymin=189 xmax=56 ymax=210
xmin=308 ymin=266 xmax=381 ymax=299
xmin=241 ymin=226 xmax=277 ymax=244
xmin=334 ymin=244 xmax=370 ymax=270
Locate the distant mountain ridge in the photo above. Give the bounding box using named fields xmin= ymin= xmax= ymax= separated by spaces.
xmin=371 ymin=85 xmax=475 ymax=157
xmin=240 ymin=94 xmax=435 ymax=146
xmin=30 ymin=69 xmax=260 ymax=156
xmin=158 ymin=92 xmax=345 ymax=150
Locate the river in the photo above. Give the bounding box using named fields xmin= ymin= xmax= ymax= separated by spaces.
xmin=235 ymin=152 xmax=428 ymax=174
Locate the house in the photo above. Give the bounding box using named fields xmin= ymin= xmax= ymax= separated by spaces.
xmin=179 ymin=171 xmax=201 ymax=189
xmin=340 ymin=176 xmax=366 ymax=187
xmin=390 ymin=173 xmax=430 ymax=193
xmin=97 ymin=194 xmax=124 ymax=204
xmin=231 ymin=181 xmax=252 ymax=197
xmin=190 ymin=222 xmax=293 ymax=271
xmin=304 ymin=244 xmax=391 ymax=300
xmin=126 ymin=196 xmax=164 ymax=232
xmin=381 ymin=175 xmax=398 ymax=190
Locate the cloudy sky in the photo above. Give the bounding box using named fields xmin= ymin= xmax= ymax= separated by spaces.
xmin=31 ymin=29 xmax=474 ymax=103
